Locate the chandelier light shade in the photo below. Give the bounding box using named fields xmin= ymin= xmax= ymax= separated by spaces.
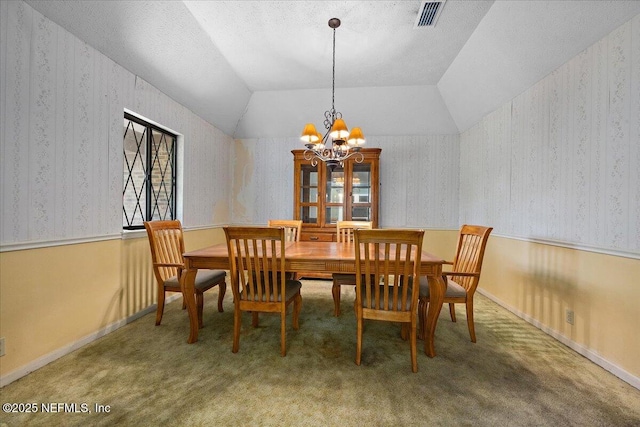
xmin=301 ymin=18 xmax=365 ymax=167
xmin=301 ymin=123 xmax=320 ymax=143
xmin=329 ymin=118 xmax=349 ymax=140
xmin=347 ymin=127 xmax=365 ymax=146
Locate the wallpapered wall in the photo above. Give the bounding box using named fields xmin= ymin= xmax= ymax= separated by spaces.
xmin=232 ymin=138 xmax=298 ymax=224
xmin=3 ymin=0 xmax=638 ymax=257
xmin=460 ymin=14 xmax=640 ymax=257
xmin=232 ymin=135 xmax=460 ymax=229
xmin=375 ymin=135 xmax=459 ymax=229
xmin=0 ymin=1 xmax=232 ymax=247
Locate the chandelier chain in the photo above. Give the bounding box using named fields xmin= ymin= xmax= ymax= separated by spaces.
xmin=332 ymin=27 xmax=336 ymax=115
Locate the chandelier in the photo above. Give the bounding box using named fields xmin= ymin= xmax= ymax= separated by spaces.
xmin=300 ymin=18 xmax=365 ymax=169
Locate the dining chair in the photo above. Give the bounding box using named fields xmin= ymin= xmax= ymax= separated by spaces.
xmin=332 ymin=220 xmax=373 ymax=316
xmin=268 ymin=219 xmax=303 ymax=279
xmin=224 ymin=226 xmax=302 ymax=356
xmin=354 ymin=228 xmax=424 ymax=372
xmin=267 ymin=219 xmax=302 ymax=242
xmin=144 ymin=220 xmax=226 ymax=327
xmin=418 ymin=225 xmax=493 ymax=343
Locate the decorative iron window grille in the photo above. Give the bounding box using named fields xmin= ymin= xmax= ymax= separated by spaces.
xmin=123 ymin=113 xmax=177 ymax=230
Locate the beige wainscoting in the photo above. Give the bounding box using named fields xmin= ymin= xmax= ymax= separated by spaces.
xmin=480 ymin=236 xmax=640 ymax=383
xmin=1 ymin=229 xmax=638 ymax=388
xmin=0 ymin=227 xmax=226 ymax=384
xmin=421 ymin=229 xmax=459 ymax=262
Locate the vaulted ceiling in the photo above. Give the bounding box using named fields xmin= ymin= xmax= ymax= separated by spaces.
xmin=25 ymin=1 xmax=640 ymax=137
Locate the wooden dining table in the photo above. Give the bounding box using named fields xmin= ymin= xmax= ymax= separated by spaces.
xmin=181 ymin=241 xmax=447 ymax=357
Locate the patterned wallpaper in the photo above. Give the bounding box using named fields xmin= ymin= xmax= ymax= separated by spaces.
xmin=232 ymin=138 xmax=300 ymax=224
xmin=232 ymin=135 xmax=460 ymax=229
xmin=1 ymin=1 xmax=232 ymax=247
xmin=460 ymin=14 xmax=640 ymax=256
xmin=3 ymin=0 xmax=637 ymax=257
xmin=374 ymin=135 xmax=459 ymax=229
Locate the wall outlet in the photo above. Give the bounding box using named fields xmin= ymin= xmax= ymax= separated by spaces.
xmin=0 ymin=337 xmax=5 ymax=357
xmin=565 ymin=309 xmax=575 ymax=325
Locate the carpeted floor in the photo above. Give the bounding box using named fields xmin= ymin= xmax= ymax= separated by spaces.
xmin=1 ymin=280 xmax=639 ymax=426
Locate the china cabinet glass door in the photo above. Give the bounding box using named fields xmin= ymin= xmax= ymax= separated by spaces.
xmin=350 ymin=163 xmax=372 ymax=221
xmin=299 ymin=164 xmax=319 ymax=224
xmin=325 ymin=165 xmax=345 ymax=225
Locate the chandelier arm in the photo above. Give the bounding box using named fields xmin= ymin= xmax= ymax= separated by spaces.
xmin=351 ymin=151 xmax=365 ymax=164
xmin=303 ymin=148 xmax=364 ymax=168
xmin=303 ymin=149 xmax=320 ymax=166
xmin=336 ymin=151 xmax=364 ymax=164
xmin=303 ymin=147 xmax=334 ymax=162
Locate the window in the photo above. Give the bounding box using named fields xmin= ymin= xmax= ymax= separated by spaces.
xmin=123 ymin=113 xmax=177 ymax=230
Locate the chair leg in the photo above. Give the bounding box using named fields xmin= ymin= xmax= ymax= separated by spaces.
xmin=466 ymin=300 xmax=476 ymax=343
xmin=449 ymin=303 xmax=457 ymax=322
xmin=355 ymin=316 xmax=363 ymax=366
xmin=418 ymin=298 xmax=428 ymax=353
xmin=417 ymin=298 xmax=425 ymax=339
xmin=155 ymin=287 xmax=166 ymax=326
xmin=292 ymin=294 xmax=302 ymax=330
xmin=217 ymin=282 xmax=226 ymax=312
xmin=410 ymin=320 xmax=418 ymax=373
xmin=332 ymin=283 xmax=341 ymax=316
xmin=252 ymin=311 xmax=259 ymax=327
xmin=400 ymin=323 xmax=409 ymax=341
xmin=280 ymin=311 xmax=287 ymax=357
xmin=232 ymin=305 xmax=241 ymax=353
xmin=196 ymin=292 xmax=204 ymax=329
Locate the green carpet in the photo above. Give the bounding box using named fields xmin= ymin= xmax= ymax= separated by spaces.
xmin=1 ymin=280 xmax=639 ymax=426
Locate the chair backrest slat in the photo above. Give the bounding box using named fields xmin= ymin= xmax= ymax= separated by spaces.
xmin=225 ymin=227 xmax=287 ymax=305
xmin=144 ymin=220 xmax=185 ymax=283
xmin=269 ymin=238 xmax=280 ymax=300
xmin=337 ymin=220 xmax=373 ymax=243
xmin=451 ymin=225 xmax=493 ymax=292
xmin=355 ymin=229 xmax=424 ymax=314
xmin=268 ymin=219 xmax=302 ymax=242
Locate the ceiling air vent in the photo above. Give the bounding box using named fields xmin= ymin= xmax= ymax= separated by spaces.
xmin=414 ymin=0 xmax=446 ymax=28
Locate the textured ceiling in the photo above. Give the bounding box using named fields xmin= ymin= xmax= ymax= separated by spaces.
xmin=24 ymin=0 xmax=640 ymax=136
xmin=183 ymin=0 xmax=493 ymax=90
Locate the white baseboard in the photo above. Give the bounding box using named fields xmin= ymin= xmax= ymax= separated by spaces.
xmin=0 ymin=294 xmax=181 ymax=388
xmin=477 ymin=288 xmax=640 ymax=390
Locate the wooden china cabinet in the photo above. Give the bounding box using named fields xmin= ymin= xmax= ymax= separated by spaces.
xmin=292 ymin=148 xmax=381 ymax=247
